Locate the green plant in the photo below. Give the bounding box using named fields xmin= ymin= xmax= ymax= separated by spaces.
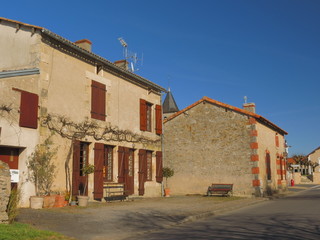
xmin=0 ymin=222 xmax=74 ymax=240
xmin=81 ymin=163 xmax=95 ymax=196
xmin=6 ymin=187 xmax=21 ymax=224
xmin=162 ymin=167 xmax=174 ymax=188
xmin=27 ymin=136 xmax=57 ymax=196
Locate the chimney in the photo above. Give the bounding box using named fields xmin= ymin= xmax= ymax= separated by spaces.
xmin=243 ymin=103 xmax=256 ymax=113
xmin=74 ymin=39 xmax=92 ymax=52
xmin=114 ymin=60 xmax=129 ymax=70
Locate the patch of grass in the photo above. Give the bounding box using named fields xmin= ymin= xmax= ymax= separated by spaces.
xmin=0 ymin=222 xmax=74 ymax=240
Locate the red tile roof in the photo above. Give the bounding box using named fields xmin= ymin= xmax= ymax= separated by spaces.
xmin=164 ymin=96 xmax=287 ymax=135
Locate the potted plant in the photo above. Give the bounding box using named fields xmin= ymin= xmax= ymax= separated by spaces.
xmin=27 ymin=136 xmax=57 ymax=209
xmin=162 ymin=167 xmax=174 ymax=197
xmin=77 ymin=163 xmax=95 ymax=207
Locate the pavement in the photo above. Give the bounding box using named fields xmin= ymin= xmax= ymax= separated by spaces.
xmin=16 ymin=184 xmax=317 ymax=240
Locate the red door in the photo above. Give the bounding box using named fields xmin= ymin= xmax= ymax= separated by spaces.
xmin=0 ymin=147 xmax=20 ymax=189
xmin=0 ymin=147 xmax=19 ymax=169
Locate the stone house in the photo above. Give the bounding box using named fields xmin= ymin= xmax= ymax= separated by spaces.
xmin=163 ymin=96 xmax=288 ymax=197
xmin=0 ymin=17 xmax=165 ymax=207
xmin=307 ymin=147 xmax=320 ymax=183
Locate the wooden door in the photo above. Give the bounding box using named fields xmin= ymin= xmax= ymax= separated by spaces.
xmin=138 ymin=149 xmax=146 ymax=196
xmin=72 ymin=141 xmax=89 ymax=196
xmin=94 ymin=143 xmax=104 ymax=200
xmin=118 ymin=147 xmax=134 ymax=195
xmin=125 ymin=148 xmax=134 ymax=195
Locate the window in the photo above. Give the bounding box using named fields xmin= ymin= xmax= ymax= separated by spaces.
xmin=91 ymin=80 xmax=106 ymax=121
xmin=104 ymin=145 xmax=114 ymax=182
xmin=80 ymin=142 xmax=89 ymax=176
xmin=279 ymin=156 xmax=283 ymax=180
xmin=128 ymin=149 xmax=134 ymax=177
xmin=140 ymin=99 xmax=162 ymax=134
xmin=15 ymin=89 xmax=38 ymax=129
xmin=266 ymin=153 xmax=271 ymax=180
xmin=275 ymin=133 xmax=279 ymax=147
xmin=146 ymin=151 xmax=152 ymax=181
xmin=140 ymin=99 xmax=153 ymax=132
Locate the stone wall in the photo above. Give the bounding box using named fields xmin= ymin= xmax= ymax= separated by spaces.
xmin=0 ymin=160 xmax=11 ymax=224
xmin=163 ymin=101 xmax=254 ymax=196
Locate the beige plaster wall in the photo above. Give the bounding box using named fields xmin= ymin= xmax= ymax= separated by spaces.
xmin=0 ymin=22 xmax=41 ymax=71
xmin=164 ymin=102 xmax=254 ymax=197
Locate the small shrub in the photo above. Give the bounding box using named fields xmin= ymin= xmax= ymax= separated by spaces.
xmin=6 ymin=187 xmax=21 ymax=224
xmin=162 ymin=167 xmax=174 ymax=188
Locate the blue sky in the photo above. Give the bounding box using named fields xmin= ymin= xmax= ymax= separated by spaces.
xmin=2 ymin=0 xmax=320 ymax=155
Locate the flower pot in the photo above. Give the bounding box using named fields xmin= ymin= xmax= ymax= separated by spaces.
xmin=43 ymin=195 xmax=56 ymax=208
xmin=77 ymin=195 xmax=89 ymax=207
xmin=54 ymin=195 xmax=65 ymax=208
xmin=30 ymin=196 xmax=44 ymax=209
xmin=164 ymin=188 xmax=171 ymax=197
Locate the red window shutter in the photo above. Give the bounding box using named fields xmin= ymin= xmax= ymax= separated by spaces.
xmin=94 ymin=143 xmax=104 ymax=200
xmin=155 ymin=105 xmax=162 ymax=135
xmin=72 ymin=140 xmax=81 ymax=196
xmin=118 ymin=146 xmax=125 ymax=183
xmin=156 ymin=151 xmax=163 ymax=183
xmin=140 ymin=99 xmax=147 ymax=131
xmin=19 ymin=91 xmax=38 ymax=129
xmin=91 ymin=80 xmax=106 ymax=121
xmin=138 ymin=149 xmax=146 ymax=195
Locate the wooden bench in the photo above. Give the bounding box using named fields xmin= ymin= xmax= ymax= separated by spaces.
xmin=103 ymin=183 xmax=128 ymax=202
xmin=207 ymin=184 xmax=233 ymax=197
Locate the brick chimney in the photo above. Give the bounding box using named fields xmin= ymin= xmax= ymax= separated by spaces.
xmin=74 ymin=39 xmax=92 ymax=52
xmin=114 ymin=60 xmax=129 ymax=70
xmin=243 ymin=103 xmax=256 ymax=113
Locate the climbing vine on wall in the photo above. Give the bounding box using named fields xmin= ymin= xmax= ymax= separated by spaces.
xmin=41 ymin=114 xmax=160 ymax=145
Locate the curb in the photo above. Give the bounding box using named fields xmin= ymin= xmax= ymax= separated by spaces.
xmin=178 ymin=198 xmax=268 ymax=224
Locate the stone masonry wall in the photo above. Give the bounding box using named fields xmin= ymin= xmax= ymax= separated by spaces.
xmin=0 ymin=160 xmax=11 ymax=224
xmin=164 ymin=101 xmax=255 ymax=196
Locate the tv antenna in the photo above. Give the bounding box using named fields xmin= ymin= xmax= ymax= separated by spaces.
xmin=118 ymin=37 xmax=143 ymax=73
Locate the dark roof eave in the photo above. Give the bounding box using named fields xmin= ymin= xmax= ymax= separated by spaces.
xmin=40 ymin=29 xmax=166 ymax=93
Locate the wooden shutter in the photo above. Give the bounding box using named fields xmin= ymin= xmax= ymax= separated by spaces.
xmin=118 ymin=146 xmax=125 ymax=183
xmin=156 ymin=151 xmax=163 ymax=183
xmin=72 ymin=140 xmax=81 ymax=196
xmin=155 ymin=105 xmax=162 ymax=135
xmin=140 ymin=99 xmax=147 ymax=131
xmin=138 ymin=149 xmax=146 ymax=195
xmin=91 ymin=80 xmax=106 ymax=121
xmin=19 ymin=91 xmax=38 ymax=129
xmin=94 ymin=143 xmax=104 ymax=200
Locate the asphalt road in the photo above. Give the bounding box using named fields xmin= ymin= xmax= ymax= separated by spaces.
xmin=128 ymin=185 xmax=320 ymax=240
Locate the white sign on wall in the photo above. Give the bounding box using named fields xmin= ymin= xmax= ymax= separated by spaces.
xmin=10 ymin=169 xmax=19 ymax=183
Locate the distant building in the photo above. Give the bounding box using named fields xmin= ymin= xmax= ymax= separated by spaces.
xmin=163 ymin=96 xmax=288 ymax=197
